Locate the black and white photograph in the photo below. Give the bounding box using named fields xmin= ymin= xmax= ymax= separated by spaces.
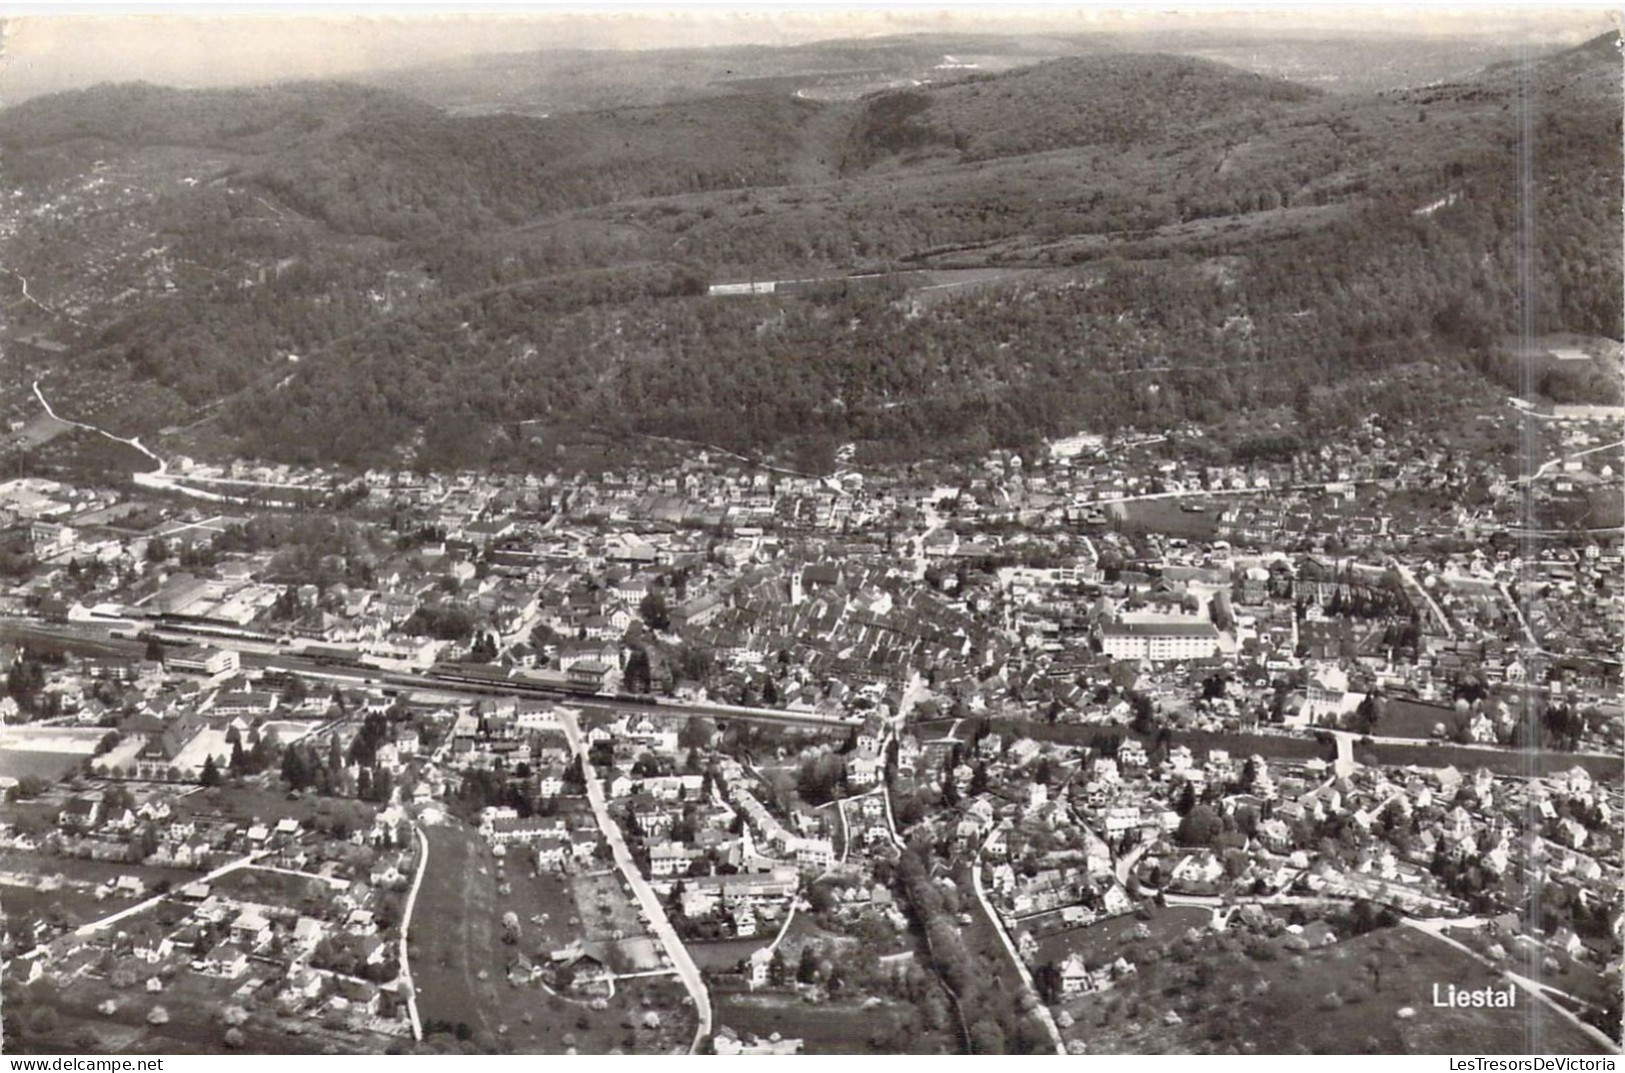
xmin=0 ymin=5 xmax=1619 ymax=1058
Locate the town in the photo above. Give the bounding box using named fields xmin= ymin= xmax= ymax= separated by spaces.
xmin=0 ymin=387 xmax=1620 ymax=1055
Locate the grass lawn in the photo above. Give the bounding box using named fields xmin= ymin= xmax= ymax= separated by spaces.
xmin=212 ymin=866 xmax=333 ymax=905
xmin=1378 ymin=697 xmax=1461 ymax=740
xmin=779 ymin=908 xmax=859 ymax=957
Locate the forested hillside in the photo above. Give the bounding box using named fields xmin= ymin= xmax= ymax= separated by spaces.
xmin=0 ymin=81 xmax=826 ymax=237
xmin=360 ymin=34 xmax=1097 ymax=115
xmin=840 ymin=54 xmax=1320 ymax=170
xmin=0 ymin=33 xmax=1617 ymax=473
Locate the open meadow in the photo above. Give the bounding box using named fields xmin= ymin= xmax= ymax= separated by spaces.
xmin=408 ymin=820 xmax=692 ymax=1053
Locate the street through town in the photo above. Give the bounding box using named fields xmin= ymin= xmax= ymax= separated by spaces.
xmin=556 ymin=707 xmax=713 ymax=1052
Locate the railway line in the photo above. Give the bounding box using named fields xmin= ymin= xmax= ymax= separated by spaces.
xmin=0 ymin=617 xmax=862 ymax=732
xmin=382 ymin=663 xmax=861 ymax=729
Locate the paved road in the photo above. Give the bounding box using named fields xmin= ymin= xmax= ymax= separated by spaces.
xmin=71 ymin=849 xmax=268 ymax=937
xmin=1388 ymin=557 xmax=1454 ymax=640
xmin=1404 ymin=918 xmax=1619 ymax=1054
xmin=1326 ymin=730 xmax=1360 ymax=779
xmin=33 ymin=381 xmax=165 ymax=473
xmin=1326 ymin=723 xmax=1618 ymax=763
xmin=893 ymin=670 xmax=928 ymax=729
xmin=970 ymin=838 xmax=1065 ymax=1055
xmin=557 ymin=708 xmax=712 ymax=1052
xmin=397 ymin=824 xmax=429 ymax=1042
xmin=1114 ymin=840 xmax=1152 ymax=886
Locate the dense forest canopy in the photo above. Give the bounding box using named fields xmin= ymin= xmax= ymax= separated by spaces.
xmin=0 ymin=33 xmax=1617 ymax=473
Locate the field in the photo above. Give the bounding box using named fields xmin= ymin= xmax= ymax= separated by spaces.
xmin=174 ymin=785 xmax=376 ymax=831
xmin=0 ymin=749 xmax=92 ymax=783
xmin=409 ymin=821 xmax=505 ymax=1042
xmin=4 ymin=953 xmax=396 ymax=1055
xmin=408 ymin=820 xmax=691 ymax=1053
xmin=1113 ymin=498 xmax=1223 ymax=542
xmin=0 ymin=725 xmax=111 ymax=783
xmin=688 ymin=936 xmax=769 ymax=972
xmin=1377 ymin=698 xmax=1461 ymax=740
xmin=1058 ymin=920 xmax=1612 ymax=1055
xmin=1032 ymin=906 xmax=1210 ymax=969
xmin=712 ymin=993 xmax=939 ymax=1054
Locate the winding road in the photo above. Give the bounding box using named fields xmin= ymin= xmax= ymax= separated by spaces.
xmin=396 ymin=824 xmax=429 ymax=1042
xmin=33 ymin=381 xmax=166 ymax=475
xmin=8 ymin=271 xmax=81 ymax=324
xmin=30 ymin=381 xmax=281 ymax=504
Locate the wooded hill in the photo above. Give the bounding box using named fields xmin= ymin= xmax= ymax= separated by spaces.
xmin=0 ymin=33 xmax=1617 ymax=472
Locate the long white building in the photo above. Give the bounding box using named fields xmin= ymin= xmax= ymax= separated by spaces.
xmin=1100 ymin=620 xmax=1219 ymax=663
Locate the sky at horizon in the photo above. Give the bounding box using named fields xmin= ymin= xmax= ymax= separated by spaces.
xmin=0 ymin=5 xmax=1616 ymax=102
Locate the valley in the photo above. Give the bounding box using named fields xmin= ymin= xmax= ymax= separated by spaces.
xmin=0 ymin=19 xmax=1618 ymax=1059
